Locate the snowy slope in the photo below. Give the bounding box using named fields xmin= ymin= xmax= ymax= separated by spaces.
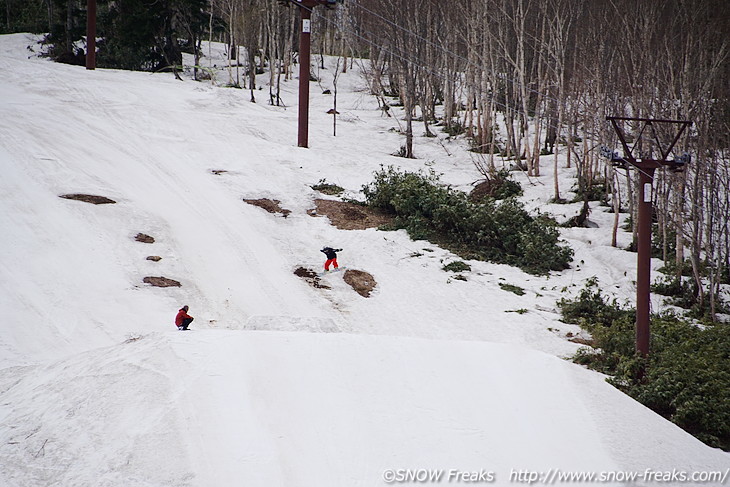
xmin=1 ymin=33 xmax=728 ymax=486
xmin=2 ymin=331 xmax=727 ymax=487
xmin=0 ymin=32 xmax=593 ymax=365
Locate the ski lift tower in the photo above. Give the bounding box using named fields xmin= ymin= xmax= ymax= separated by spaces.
xmin=291 ymin=0 xmax=342 ymax=148
xmin=601 ymin=117 xmax=692 ymax=361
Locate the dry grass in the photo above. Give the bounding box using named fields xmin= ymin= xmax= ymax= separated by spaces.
xmin=135 ymin=233 xmax=155 ymax=244
xmin=60 ymin=194 xmax=116 ymax=205
xmin=143 ymin=276 xmax=181 ymax=287
xmin=293 ymin=266 xmax=330 ymax=289
xmin=308 ymin=199 xmax=392 ymax=230
xmin=244 ymin=198 xmax=291 ymax=218
xmin=343 ymin=269 xmax=377 ymax=297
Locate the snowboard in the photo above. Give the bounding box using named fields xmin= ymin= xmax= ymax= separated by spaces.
xmin=317 ymin=267 xmax=347 ymax=277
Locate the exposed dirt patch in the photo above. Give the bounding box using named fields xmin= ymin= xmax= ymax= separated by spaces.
xmin=60 ymin=194 xmax=116 ymax=205
xmin=566 ymin=332 xmax=595 ymax=347
xmin=343 ymin=269 xmax=377 ymax=297
xmin=468 ymin=180 xmax=498 ymax=203
xmin=294 ymin=266 xmax=330 ymax=289
xmin=143 ymin=276 xmax=181 ymax=287
xmin=135 ymin=233 xmax=155 ymax=244
xmin=308 ymin=199 xmax=393 ymax=230
xmin=244 ymin=198 xmax=291 ymax=218
xmin=146 ymin=256 xmax=162 ymax=262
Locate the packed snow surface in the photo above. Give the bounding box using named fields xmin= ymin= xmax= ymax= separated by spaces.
xmin=0 ymin=33 xmax=728 ymax=486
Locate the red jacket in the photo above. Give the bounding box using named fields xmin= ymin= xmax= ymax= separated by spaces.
xmin=175 ymin=308 xmax=192 ymax=327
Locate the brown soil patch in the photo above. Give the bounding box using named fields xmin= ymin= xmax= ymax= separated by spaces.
xmin=135 ymin=233 xmax=155 ymax=244
xmin=60 ymin=194 xmax=116 ymax=205
xmin=143 ymin=276 xmax=181 ymax=287
xmin=244 ymin=198 xmax=291 ymax=218
xmin=309 ymin=199 xmax=393 ymax=230
xmin=469 ymin=180 xmax=496 ymax=203
xmin=343 ymin=269 xmax=377 ymax=297
xmin=566 ymin=332 xmax=595 ymax=347
xmin=294 ymin=266 xmax=330 ymax=289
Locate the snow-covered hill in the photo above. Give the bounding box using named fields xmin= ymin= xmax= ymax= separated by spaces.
xmin=1 ymin=33 xmax=728 ymax=486
xmin=2 ymin=331 xmax=725 ymax=486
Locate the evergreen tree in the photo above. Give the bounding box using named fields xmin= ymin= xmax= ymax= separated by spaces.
xmin=41 ymin=0 xmax=88 ymax=65
xmin=1 ymin=0 xmax=51 ymax=35
xmin=100 ymin=0 xmax=208 ymax=72
xmin=37 ymin=0 xmax=208 ymax=72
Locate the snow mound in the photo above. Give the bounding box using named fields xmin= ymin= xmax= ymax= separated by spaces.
xmin=1 ymin=331 xmax=726 ymax=487
xmin=244 ymin=315 xmax=341 ymax=333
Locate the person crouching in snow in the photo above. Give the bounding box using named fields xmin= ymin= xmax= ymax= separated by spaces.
xmin=175 ymin=305 xmax=194 ymax=330
xmin=320 ymin=246 xmax=342 ymax=271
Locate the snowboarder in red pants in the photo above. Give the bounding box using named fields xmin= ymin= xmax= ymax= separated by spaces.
xmin=320 ymin=247 xmax=342 ymax=271
xmin=175 ymin=305 xmax=194 ymax=330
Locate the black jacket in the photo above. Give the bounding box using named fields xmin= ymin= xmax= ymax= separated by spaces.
xmin=321 ymin=247 xmax=342 ymax=259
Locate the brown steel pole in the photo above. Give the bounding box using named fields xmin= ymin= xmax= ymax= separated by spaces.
xmin=635 ymin=164 xmax=656 ymax=358
xmin=86 ymin=0 xmax=96 ymax=70
xmin=606 ymin=116 xmax=691 ymax=365
xmin=297 ymin=4 xmax=313 ymax=148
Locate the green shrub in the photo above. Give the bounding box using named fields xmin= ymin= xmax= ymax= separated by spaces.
xmin=622 ymin=216 xmax=633 ymax=232
xmin=651 ymin=224 xmax=677 ymax=260
xmin=442 ymin=120 xmax=466 ymax=137
xmin=657 ymin=259 xmax=694 ymax=278
xmin=652 ymin=271 xmax=729 ymax=319
xmin=499 ymin=282 xmax=525 ymax=295
xmin=362 ymin=167 xmax=572 ymax=274
xmin=494 ymin=176 xmax=523 ymax=200
xmin=558 ymin=280 xmax=730 ymax=451
xmin=558 ymin=277 xmax=630 ymax=328
xmin=392 ymin=145 xmax=412 ymax=158
xmin=470 ymin=169 xmax=523 ymax=202
xmin=571 ymin=179 xmax=607 ymax=203
xmin=311 ymin=179 xmax=344 ymax=196
xmin=651 ymin=275 xmax=697 ymax=309
xmin=442 ymin=261 xmax=471 ymax=273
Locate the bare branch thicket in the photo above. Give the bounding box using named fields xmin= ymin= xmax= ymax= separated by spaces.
xmin=202 ymin=0 xmax=728 ymax=317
